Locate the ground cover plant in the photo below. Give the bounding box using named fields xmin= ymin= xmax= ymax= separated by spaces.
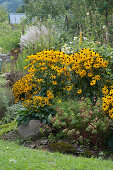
xmin=0 ymin=140 xmax=113 ymax=170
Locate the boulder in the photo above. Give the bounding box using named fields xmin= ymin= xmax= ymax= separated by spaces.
xmin=18 ymin=120 xmax=42 ymax=140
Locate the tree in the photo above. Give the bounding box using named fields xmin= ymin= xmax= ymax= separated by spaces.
xmin=0 ymin=7 xmax=9 ymax=22
xmin=97 ymin=0 xmax=113 ymax=26
xmin=23 ymin=0 xmax=66 ymax=20
xmin=85 ymin=0 xmax=113 ymax=26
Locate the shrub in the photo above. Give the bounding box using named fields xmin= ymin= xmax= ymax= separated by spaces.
xmin=12 ymin=49 xmax=109 ymax=125
xmin=41 ymin=98 xmax=110 ymax=147
xmin=16 ymin=49 xmax=30 ymax=71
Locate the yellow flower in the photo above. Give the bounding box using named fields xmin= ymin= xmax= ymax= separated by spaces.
xmin=92 ymin=75 xmax=101 ymax=81
xmin=88 ymin=72 xmax=93 ymax=77
xmin=84 ymin=62 xmax=91 ymax=70
xmin=51 ymin=75 xmax=56 ymax=79
xmin=102 ymin=61 xmax=108 ymax=68
xmin=90 ymin=80 xmax=96 ymax=86
xmin=58 ymin=100 xmax=61 ymax=103
xmin=110 ymin=90 xmax=113 ymax=95
xmin=37 ymin=79 xmax=43 ymax=83
xmin=67 ymin=86 xmax=72 ymax=91
xmin=109 ymin=108 xmax=113 ymax=118
xmin=102 ymin=85 xmax=108 ymax=95
xmin=79 ymin=70 xmax=86 ymax=77
xmin=93 ymin=63 xmax=100 ymax=68
xmin=52 ymin=81 xmax=57 ymax=85
xmin=77 ymin=89 xmax=82 ymax=94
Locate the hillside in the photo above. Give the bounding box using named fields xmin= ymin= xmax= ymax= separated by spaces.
xmin=0 ymin=0 xmax=24 ymax=12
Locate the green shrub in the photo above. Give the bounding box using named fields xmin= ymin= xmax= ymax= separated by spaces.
xmin=41 ymin=98 xmax=110 ymax=147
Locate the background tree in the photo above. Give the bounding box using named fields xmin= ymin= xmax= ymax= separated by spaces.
xmin=0 ymin=7 xmax=9 ymax=22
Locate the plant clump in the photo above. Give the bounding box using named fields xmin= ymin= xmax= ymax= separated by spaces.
xmin=12 ymin=49 xmax=109 ymax=125
xmin=20 ymin=24 xmax=59 ymax=52
xmin=41 ymin=98 xmax=110 ymax=147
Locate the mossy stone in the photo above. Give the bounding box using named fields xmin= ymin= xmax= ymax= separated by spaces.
xmin=83 ymin=149 xmax=93 ymax=158
xmin=49 ymin=142 xmax=77 ymax=154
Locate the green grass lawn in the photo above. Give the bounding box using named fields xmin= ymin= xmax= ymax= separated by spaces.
xmin=0 ymin=140 xmax=113 ymax=170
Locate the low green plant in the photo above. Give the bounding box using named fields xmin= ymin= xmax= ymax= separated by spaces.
xmin=0 ymin=120 xmax=17 ymax=137
xmin=83 ymin=149 xmax=93 ymax=158
xmin=16 ymin=104 xmax=56 ymax=127
xmin=41 ymin=98 xmax=110 ymax=147
xmin=2 ymin=103 xmax=23 ymax=124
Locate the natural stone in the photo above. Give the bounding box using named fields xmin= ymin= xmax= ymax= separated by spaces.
xmin=49 ymin=142 xmax=77 ymax=154
xmin=18 ymin=120 xmax=42 ymax=139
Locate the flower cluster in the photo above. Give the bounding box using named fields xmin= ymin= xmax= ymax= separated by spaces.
xmin=102 ymin=85 xmax=113 ymax=118
xmin=12 ymin=49 xmax=108 ymax=120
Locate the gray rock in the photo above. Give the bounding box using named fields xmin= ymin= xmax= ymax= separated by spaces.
xmin=40 ymin=139 xmax=49 ymax=145
xmin=18 ymin=120 xmax=42 ymax=139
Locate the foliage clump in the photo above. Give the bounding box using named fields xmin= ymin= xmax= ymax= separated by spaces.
xmin=41 ymin=98 xmax=110 ymax=147
xmin=0 ymin=120 xmax=17 ymax=137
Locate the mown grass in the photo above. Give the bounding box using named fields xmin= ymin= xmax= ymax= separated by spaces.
xmin=0 ymin=140 xmax=113 ymax=170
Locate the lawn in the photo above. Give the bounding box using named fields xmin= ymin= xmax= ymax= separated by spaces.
xmin=0 ymin=140 xmax=113 ymax=170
